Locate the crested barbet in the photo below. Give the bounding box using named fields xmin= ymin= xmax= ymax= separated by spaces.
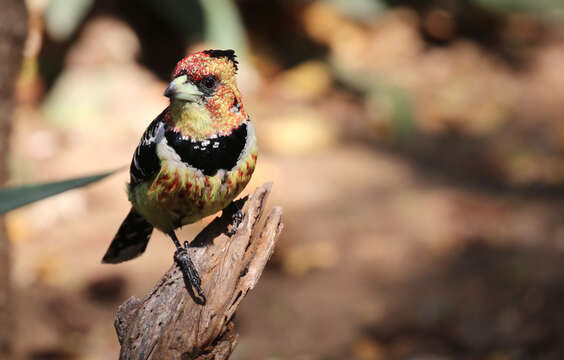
xmin=102 ymin=50 xmax=257 ymax=305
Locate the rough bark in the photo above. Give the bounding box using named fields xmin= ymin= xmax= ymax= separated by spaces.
xmin=115 ymin=183 xmax=283 ymax=359
xmin=0 ymin=0 xmax=27 ymax=358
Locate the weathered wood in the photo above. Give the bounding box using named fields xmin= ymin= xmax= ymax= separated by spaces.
xmin=115 ymin=183 xmax=283 ymax=359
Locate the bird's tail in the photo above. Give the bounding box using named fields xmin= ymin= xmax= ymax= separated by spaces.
xmin=102 ymin=208 xmax=153 ymax=264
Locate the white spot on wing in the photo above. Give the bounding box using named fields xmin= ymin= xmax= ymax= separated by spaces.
xmin=156 ymin=137 xmax=182 ymax=163
xmin=141 ymin=131 xmax=156 ymax=146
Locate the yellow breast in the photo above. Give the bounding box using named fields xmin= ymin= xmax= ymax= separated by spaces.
xmin=135 ymin=145 xmax=258 ymax=232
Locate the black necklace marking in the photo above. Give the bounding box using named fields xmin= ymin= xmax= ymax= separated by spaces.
xmin=165 ymin=122 xmax=248 ymax=176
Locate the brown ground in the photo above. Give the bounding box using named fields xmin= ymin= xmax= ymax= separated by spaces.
xmin=9 ymin=144 xmax=564 ymax=360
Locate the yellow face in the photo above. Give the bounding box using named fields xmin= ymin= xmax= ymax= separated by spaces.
xmin=164 ymin=50 xmax=247 ymax=140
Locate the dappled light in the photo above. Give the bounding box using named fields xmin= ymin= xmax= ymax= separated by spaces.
xmin=3 ymin=0 xmax=564 ymax=359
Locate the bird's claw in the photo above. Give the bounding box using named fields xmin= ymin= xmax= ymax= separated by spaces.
xmin=226 ymin=210 xmax=244 ymax=236
xmin=174 ymin=247 xmax=206 ymax=305
xmin=179 ymin=241 xmax=202 ymax=285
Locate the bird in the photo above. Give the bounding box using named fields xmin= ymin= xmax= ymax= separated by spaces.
xmin=101 ymin=49 xmax=258 ymax=305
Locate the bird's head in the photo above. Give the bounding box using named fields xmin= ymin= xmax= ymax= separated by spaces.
xmin=164 ymin=49 xmax=247 ymax=139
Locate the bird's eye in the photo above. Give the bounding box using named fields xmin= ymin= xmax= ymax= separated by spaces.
xmin=201 ymin=76 xmax=217 ymax=90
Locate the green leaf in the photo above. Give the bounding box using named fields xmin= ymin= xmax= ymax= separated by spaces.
xmin=198 ymin=0 xmax=249 ymax=58
xmin=45 ymin=0 xmax=95 ymax=41
xmin=473 ymin=0 xmax=564 ymax=21
xmin=0 ymin=168 xmax=121 ymax=215
xmin=381 ymin=86 xmax=416 ymax=141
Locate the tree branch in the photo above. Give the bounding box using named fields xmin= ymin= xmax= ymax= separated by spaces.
xmin=114 ymin=183 xmax=283 ymax=360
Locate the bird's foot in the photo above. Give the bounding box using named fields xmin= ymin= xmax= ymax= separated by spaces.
xmin=226 ymin=210 xmax=244 ymax=237
xmin=174 ymin=243 xmax=206 ymax=305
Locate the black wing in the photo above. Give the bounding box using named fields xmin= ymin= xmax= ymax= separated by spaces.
xmin=129 ymin=111 xmax=166 ymax=187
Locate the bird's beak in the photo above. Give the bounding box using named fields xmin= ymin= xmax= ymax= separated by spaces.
xmin=164 ymin=75 xmax=202 ymax=102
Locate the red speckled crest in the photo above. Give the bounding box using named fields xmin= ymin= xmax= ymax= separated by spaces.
xmin=172 ymin=49 xmax=238 ymax=83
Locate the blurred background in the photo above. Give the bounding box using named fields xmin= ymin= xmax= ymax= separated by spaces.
xmin=3 ymin=0 xmax=564 ymax=359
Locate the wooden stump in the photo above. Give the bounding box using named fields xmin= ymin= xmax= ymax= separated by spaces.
xmin=114 ymin=183 xmax=283 ymax=359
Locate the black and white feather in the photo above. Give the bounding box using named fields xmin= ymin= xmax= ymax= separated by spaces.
xmin=129 ymin=112 xmax=166 ymax=187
